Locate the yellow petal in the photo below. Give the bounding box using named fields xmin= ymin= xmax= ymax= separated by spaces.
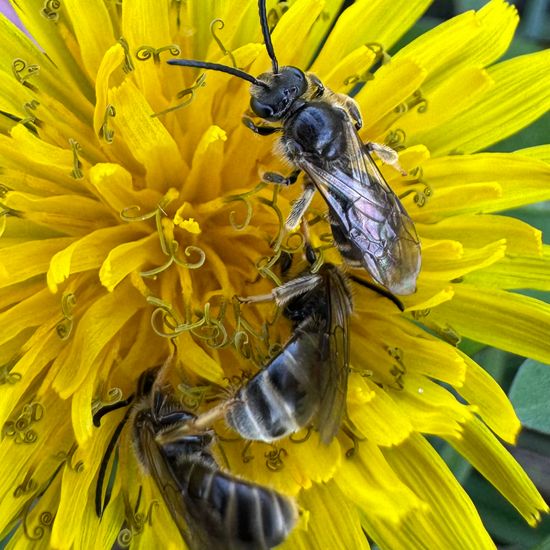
xmin=0 ymin=165 xmax=73 ymax=200
xmin=108 ymin=80 xmax=188 ymax=191
xmin=0 ymin=277 xmax=43 ymax=311
xmin=289 ymin=481 xmax=369 ymax=550
xmin=71 ymin=337 xmax=120 ymax=445
xmin=0 ymin=320 xmax=65 ymax=428
xmin=294 ymin=0 xmax=346 ymax=71
xmin=417 ymin=214 xmax=542 ymax=256
xmin=51 ymin=281 xmax=143 ymax=398
xmin=8 ymin=467 xmax=62 ymax=550
xmin=88 ymin=162 xmax=163 ymax=215
xmin=515 ymin=144 xmax=550 ymax=164
xmin=282 ymin=431 xmax=342 ymax=490
xmin=323 ymin=45 xmax=377 ymax=92
xmin=448 ymin=418 xmax=549 ymax=526
xmin=352 ymin=306 xmax=466 ymax=387
xmin=0 ymin=67 xmax=36 ymax=120
xmin=387 ymin=373 xmax=470 ymax=438
xmin=183 ymin=125 xmax=227 ymax=202
xmin=0 ymin=389 xmax=73 ymax=528
xmin=63 ymin=0 xmax=115 ymax=79
xmin=413 ymin=153 xmax=550 ymax=221
xmin=313 ymin=0 xmax=432 ymax=75
xmin=99 ymin=233 xmax=163 ymax=292
xmin=94 ymin=42 xmax=127 ymax=141
xmin=457 ymin=351 xmax=520 ymax=444
xmin=76 ymin=494 xmax=123 ymax=550
xmin=421 ymin=49 xmax=550 ymax=155
xmin=0 ymin=288 xmax=57 ymax=347
xmin=47 ymin=225 xmax=146 ymax=293
xmin=3 ymin=190 xmax=114 ymax=236
xmin=50 ymin=406 xmax=125 ymax=547
xmin=465 ymin=246 xmax=550 ymax=290
xmin=170 ymin=332 xmax=224 ymax=384
xmin=115 ymin=311 xmax=173 ymax=384
xmin=380 ymin=434 xmax=495 ymax=549
xmin=348 ymin=375 xmax=413 ymax=446
xmin=334 ymin=438 xmax=426 ymax=522
xmin=222 ymin=430 xmax=341 ymax=496
xmin=401 ymin=66 xmax=493 ymax=139
xmin=428 ymin=284 xmax=550 ymax=363
xmin=357 ymin=59 xmax=426 ymax=137
xmin=401 ymin=281 xmax=455 ymax=312
xmin=421 ymin=238 xmax=506 ymax=281
xmin=176 ymin=43 xmax=263 ymax=169
xmin=394 ymin=0 xmax=517 ymax=85
xmin=0 ymin=237 xmax=74 ymax=289
xmin=8 ymin=1 xmax=93 ymax=101
xmin=267 ymin=0 xmax=324 ymax=70
xmin=405 ymin=182 xmax=502 ymax=223
xmin=121 ymin=0 xmax=175 ymax=109
xmin=0 ymin=125 xmax=80 ymax=193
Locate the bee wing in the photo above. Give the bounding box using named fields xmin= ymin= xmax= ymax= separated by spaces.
xmin=316 ymin=269 xmax=351 ymax=444
xmin=297 ymin=123 xmax=421 ymax=295
xmin=138 ymin=427 xmax=209 ymax=550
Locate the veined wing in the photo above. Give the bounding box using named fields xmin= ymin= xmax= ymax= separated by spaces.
xmin=138 ymin=425 xmax=208 ymax=550
xmin=297 ymin=123 xmax=421 ymax=295
xmin=315 ymin=267 xmax=352 ymax=444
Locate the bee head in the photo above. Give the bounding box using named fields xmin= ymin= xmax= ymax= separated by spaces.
xmin=250 ymin=66 xmax=307 ymax=121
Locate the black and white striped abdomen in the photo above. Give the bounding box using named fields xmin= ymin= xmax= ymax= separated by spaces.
xmin=183 ymin=461 xmax=297 ymax=550
xmin=226 ymin=330 xmax=321 ymax=441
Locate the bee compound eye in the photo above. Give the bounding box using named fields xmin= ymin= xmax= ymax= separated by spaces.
xmin=250 ymin=97 xmax=274 ymax=119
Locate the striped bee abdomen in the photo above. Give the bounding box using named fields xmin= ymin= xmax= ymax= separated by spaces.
xmin=182 ymin=461 xmax=297 ymax=550
xmin=226 ymin=330 xmax=322 ymax=442
xmin=125 ymin=368 xmax=298 ymax=550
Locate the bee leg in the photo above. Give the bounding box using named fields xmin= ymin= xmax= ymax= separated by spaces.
xmin=155 ymin=400 xmax=234 ymax=446
xmin=235 ymin=292 xmax=275 ymax=304
xmin=365 ymin=142 xmax=407 ymax=176
xmin=237 ymin=272 xmax=323 ymax=306
xmin=339 ymin=95 xmax=362 ymax=130
xmin=308 ymin=74 xmax=325 ymax=98
xmin=242 ymin=115 xmax=282 ymax=136
xmin=262 ymin=169 xmax=300 ymax=186
xmin=285 ymin=181 xmax=316 ymax=230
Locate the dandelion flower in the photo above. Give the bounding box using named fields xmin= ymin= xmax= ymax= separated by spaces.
xmin=0 ymin=0 xmax=549 ymax=548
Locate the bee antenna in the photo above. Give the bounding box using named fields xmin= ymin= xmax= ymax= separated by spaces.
xmin=93 ymin=393 xmax=135 ymax=427
xmin=168 ymin=59 xmax=269 ymax=89
xmin=258 ymin=0 xmax=279 ymax=73
xmin=95 ymin=408 xmax=132 ymax=517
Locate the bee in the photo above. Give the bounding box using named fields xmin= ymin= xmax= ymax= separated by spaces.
xmin=226 ymin=262 xmax=353 ymax=445
xmin=168 ymin=0 xmax=421 ymax=295
xmin=160 ymin=249 xmax=403 ymax=448
xmin=94 ymin=367 xmax=297 ymax=550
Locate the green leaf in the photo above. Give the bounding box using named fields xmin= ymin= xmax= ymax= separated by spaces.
xmin=473 ymin=347 xmax=523 ymax=391
xmin=509 ymin=359 xmax=550 ymax=434
xmin=532 ymin=534 xmax=550 ymax=550
xmin=458 ymin=337 xmax=486 ymax=357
